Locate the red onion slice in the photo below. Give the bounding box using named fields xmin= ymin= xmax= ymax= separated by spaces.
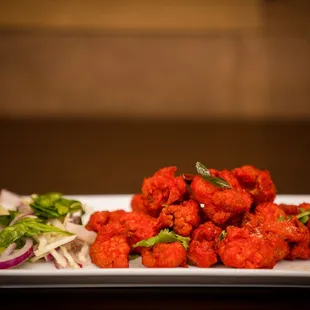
xmin=44 ymin=253 xmax=54 ymax=262
xmin=0 ymin=238 xmax=33 ymax=269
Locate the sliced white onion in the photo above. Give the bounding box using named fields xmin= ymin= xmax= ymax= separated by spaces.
xmin=59 ymin=246 xmax=80 ymax=269
xmin=67 ymin=250 xmax=87 ymax=266
xmin=65 ymin=222 xmax=96 ymax=244
xmin=63 ymin=211 xmax=82 ymax=227
xmin=50 ymin=249 xmax=67 ymax=268
xmin=0 ymin=238 xmax=33 ymax=269
xmin=63 ymin=213 xmax=71 ymax=226
xmin=30 ymin=248 xmax=53 ymax=263
xmin=34 ymin=235 xmax=76 ymax=257
xmin=78 ymin=243 xmax=90 ymax=263
xmin=37 ymin=236 xmax=48 ymax=252
xmin=0 ymin=189 xmax=21 ymax=211
xmin=48 ymin=219 xmax=66 ymax=230
xmin=17 ymin=204 xmax=34 ymax=214
xmin=1 ymin=243 xmax=17 ymax=257
xmin=30 ymin=253 xmax=45 ymax=262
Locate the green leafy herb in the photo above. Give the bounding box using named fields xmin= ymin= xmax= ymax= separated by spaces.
xmin=299 ymin=217 xmax=309 ymax=224
xmin=0 ymin=218 xmax=71 ymax=248
xmin=0 ymin=211 xmax=20 ymax=227
xmin=196 ymin=162 xmax=231 ymax=189
xmin=129 ymin=254 xmax=140 ymax=260
xmin=296 ymin=209 xmax=310 ymax=225
xmin=278 ymin=215 xmax=285 ymax=222
xmin=133 ymin=229 xmax=190 ymax=250
xmin=219 ymin=230 xmax=227 ymax=241
xmin=30 ymin=192 xmax=83 ymax=219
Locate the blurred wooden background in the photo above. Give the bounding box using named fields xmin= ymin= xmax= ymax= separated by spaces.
xmin=0 ymin=0 xmax=309 ymax=119
xmin=0 ymin=0 xmax=309 ymax=195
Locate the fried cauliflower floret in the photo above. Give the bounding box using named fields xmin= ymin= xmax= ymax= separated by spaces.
xmin=231 ymin=165 xmax=276 ymax=205
xmin=119 ymin=212 xmax=159 ymax=249
xmin=90 ymin=236 xmax=130 ymax=268
xmin=218 ymin=226 xmax=288 ymax=269
xmin=278 ymin=203 xmax=310 ymax=216
xmin=131 ymin=194 xmax=149 ymax=214
xmin=191 ymin=170 xmax=252 ymax=226
xmin=264 ymin=217 xmax=309 ymax=259
xmin=156 ymin=199 xmax=201 ymax=236
xmin=141 ymin=242 xmax=187 ymax=268
xmin=187 ymin=222 xmax=222 ymax=268
xmin=95 ymin=222 xmax=126 ymax=240
xmin=89 ymin=211 xmax=159 ymax=268
xmin=243 ymin=203 xmax=287 ymax=229
xmin=288 ymin=241 xmax=309 ymax=260
xmin=85 ymin=210 xmax=127 ymax=232
xmin=243 ymin=203 xmax=309 ymax=260
xmin=255 ymin=203 xmax=287 ymax=223
xmin=141 ymin=166 xmax=188 ymax=217
xmin=278 ymin=204 xmax=299 ymax=216
xmin=108 ymin=210 xmax=128 ymax=223
xmin=266 ymin=232 xmax=290 ymax=262
xmin=85 ymin=211 xmax=109 ymax=232
xmin=246 ymin=204 xmax=308 ymax=244
xmin=90 ymin=223 xmax=130 ymax=268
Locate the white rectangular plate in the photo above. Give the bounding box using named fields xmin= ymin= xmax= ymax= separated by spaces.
xmin=1 ymin=194 xmax=310 ymax=288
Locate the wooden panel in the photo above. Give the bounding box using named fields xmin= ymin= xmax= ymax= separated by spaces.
xmin=0 ymin=34 xmax=237 ymax=119
xmin=1 ymin=33 xmax=310 ymax=120
xmin=235 ymin=36 xmax=270 ymax=118
xmin=0 ymin=0 xmax=262 ymax=32
xmin=268 ymin=37 xmax=310 ymax=118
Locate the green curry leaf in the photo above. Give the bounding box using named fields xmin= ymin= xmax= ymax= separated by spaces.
xmin=219 ymin=230 xmax=227 ymax=241
xmin=129 ymin=254 xmax=140 ymax=260
xmin=133 ymin=229 xmax=190 ymax=250
xmin=196 ymin=162 xmax=231 ymax=189
xmin=296 ymin=209 xmax=310 ymax=225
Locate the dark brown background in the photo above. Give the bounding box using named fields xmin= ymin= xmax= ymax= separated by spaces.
xmin=1 ymin=119 xmax=310 ymax=195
